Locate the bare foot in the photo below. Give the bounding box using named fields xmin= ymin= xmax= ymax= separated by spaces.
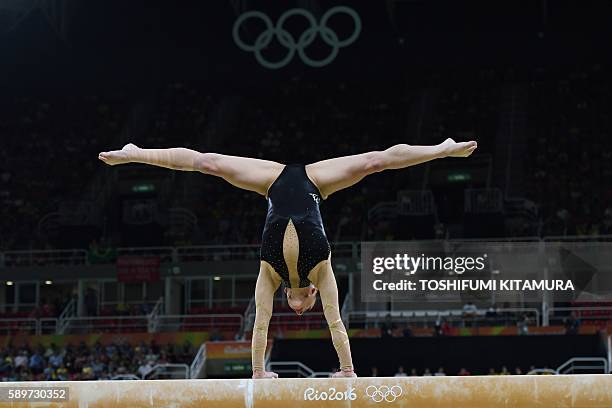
xmin=440 ymin=138 xmax=477 ymax=158
xmin=98 ymin=143 xmax=139 ymax=166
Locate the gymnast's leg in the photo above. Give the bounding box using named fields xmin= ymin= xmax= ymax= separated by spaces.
xmin=98 ymin=143 xmax=284 ymax=196
xmin=305 ymin=138 xmax=477 ymax=199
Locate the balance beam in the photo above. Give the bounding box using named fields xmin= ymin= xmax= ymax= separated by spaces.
xmin=0 ymin=375 xmax=610 ymax=407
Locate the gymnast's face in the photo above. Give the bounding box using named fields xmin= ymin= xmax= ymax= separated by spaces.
xmin=285 ymin=285 xmax=318 ymax=316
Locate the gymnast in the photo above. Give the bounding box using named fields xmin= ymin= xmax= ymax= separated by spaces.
xmin=98 ymin=138 xmax=477 ymax=379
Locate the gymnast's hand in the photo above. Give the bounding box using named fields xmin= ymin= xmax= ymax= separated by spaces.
xmin=332 ymin=369 xmax=357 ymax=378
xmin=440 ymin=138 xmax=477 ymax=158
xmin=252 ymin=370 xmax=278 ymax=379
xmin=98 ymin=143 xmax=139 ymax=166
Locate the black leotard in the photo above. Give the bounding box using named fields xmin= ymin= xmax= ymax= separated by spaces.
xmin=260 ymin=164 xmax=330 ymax=288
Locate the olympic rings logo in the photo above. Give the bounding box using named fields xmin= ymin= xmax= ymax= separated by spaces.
xmin=232 ymin=6 xmax=361 ymax=69
xmin=365 ymin=385 xmax=403 ymax=403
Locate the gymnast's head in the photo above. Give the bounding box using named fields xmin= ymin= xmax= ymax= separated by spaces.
xmin=285 ymin=284 xmax=318 ymax=316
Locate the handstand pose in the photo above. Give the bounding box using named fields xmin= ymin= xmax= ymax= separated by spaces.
xmin=99 ymin=138 xmax=477 ymax=378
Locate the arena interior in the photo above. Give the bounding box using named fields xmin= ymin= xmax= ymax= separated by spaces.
xmin=0 ymin=0 xmax=611 ymax=407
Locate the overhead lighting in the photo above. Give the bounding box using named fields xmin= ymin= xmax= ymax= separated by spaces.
xmin=213 ymin=276 xmax=221 ymax=281
xmin=45 ymin=280 xmax=53 ymax=285
xmin=6 ymin=281 xmax=13 ymax=286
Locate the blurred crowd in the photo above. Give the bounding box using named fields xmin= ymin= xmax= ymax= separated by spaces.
xmin=1 ymin=65 xmax=611 ymax=251
xmin=0 ymin=340 xmax=195 ymax=381
xmin=0 ymin=91 xmax=129 ymax=250
xmin=527 ymin=65 xmax=612 ymax=236
xmin=365 ymin=364 xmax=550 ymax=377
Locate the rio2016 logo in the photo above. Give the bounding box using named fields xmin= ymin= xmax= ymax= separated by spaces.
xmin=303 ymin=387 xmax=357 ymax=401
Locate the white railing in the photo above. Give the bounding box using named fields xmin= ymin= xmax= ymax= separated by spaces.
xmin=2 ymin=235 xmax=610 ymax=267
xmin=111 ymin=374 xmax=141 ymax=380
xmin=347 ymin=308 xmax=541 ymax=328
xmin=526 ymin=368 xmax=557 ymax=375
xmin=0 ymin=318 xmax=57 ymax=335
xmin=57 ymin=298 xmax=77 ymax=334
xmin=245 ymin=312 xmax=327 ymax=331
xmin=190 ymin=343 xmax=207 ymax=379
xmin=177 ymin=245 xmax=261 ymax=262
xmin=241 ymin=296 xmax=256 ymax=337
xmin=61 ymin=315 xmax=149 ymax=334
xmin=0 ymin=242 xmax=359 ymax=267
xmin=3 ymin=249 xmax=88 ymax=266
xmin=0 ymin=318 xmax=37 ymax=335
xmin=547 ymin=307 xmax=612 ymax=326
xmin=38 ymin=318 xmax=58 ymax=334
xmin=0 ymin=313 xmax=244 ymax=335
xmin=117 ymin=246 xmax=176 ymax=262
xmin=341 ymin=292 xmax=352 ymax=328
xmin=556 ymin=357 xmax=608 ymax=375
xmin=156 ymin=314 xmax=244 ymax=332
xmin=527 ymin=357 xmax=609 ymax=375
xmin=608 ymin=335 xmax=612 ymax=371
xmin=144 ymin=364 xmax=190 ymax=380
xmin=266 ymin=361 xmax=331 ymax=378
xmin=147 ymin=297 xmax=164 ymax=332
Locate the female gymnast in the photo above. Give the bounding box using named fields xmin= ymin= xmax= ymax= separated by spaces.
xmin=98 ymin=138 xmax=477 ymax=379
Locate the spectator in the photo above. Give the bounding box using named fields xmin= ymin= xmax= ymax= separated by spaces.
xmin=0 ymin=340 xmax=196 ymax=381
xmin=43 ymin=362 xmax=56 ymax=380
xmin=434 ymin=367 xmax=446 ymax=376
xmin=488 ymin=368 xmax=497 ymax=375
xmin=517 ymin=314 xmax=530 ymax=335
xmin=381 ymin=314 xmax=394 ymax=338
xmin=564 ymin=312 xmax=581 ymax=335
xmin=458 ymin=367 xmax=471 ymax=376
xmin=462 ymin=302 xmax=478 ymax=327
xmin=499 ymin=366 xmax=510 ymax=375
xmin=434 ymin=317 xmax=450 ymax=336
xmin=28 ymin=351 xmax=44 ymax=375
xmin=14 ymin=351 xmax=28 ymax=370
xmin=423 ymin=368 xmax=432 ymax=376
xmin=410 ymin=368 xmax=418 ymax=376
xmin=514 ymin=367 xmax=523 ymax=375
xmin=49 ymin=349 xmax=64 ymax=368
xmin=138 ymin=359 xmax=155 ymax=378
xmin=371 ymin=366 xmax=378 ymax=377
xmin=485 ymin=304 xmax=499 ymax=323
xmin=394 ymin=366 xmax=407 ymax=377
xmin=462 ymin=302 xmax=478 ymax=317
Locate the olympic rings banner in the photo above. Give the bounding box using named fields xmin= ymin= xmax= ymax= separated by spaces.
xmin=232 ymin=6 xmax=361 ymax=69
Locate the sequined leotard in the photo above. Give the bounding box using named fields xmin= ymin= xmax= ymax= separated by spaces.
xmin=260 ymin=164 xmax=330 ymax=288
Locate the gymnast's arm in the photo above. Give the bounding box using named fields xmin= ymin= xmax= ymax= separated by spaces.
xmin=252 ymin=266 xmax=281 ymax=379
xmin=316 ymin=264 xmax=357 ymax=377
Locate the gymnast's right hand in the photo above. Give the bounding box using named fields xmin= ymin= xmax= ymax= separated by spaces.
xmin=252 ymin=370 xmax=278 ymax=379
xmin=98 ymin=143 xmax=139 ymax=166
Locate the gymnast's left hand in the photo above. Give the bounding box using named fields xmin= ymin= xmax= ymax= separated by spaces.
xmin=332 ymin=369 xmax=357 ymax=378
xmin=252 ymin=370 xmax=279 ymax=379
